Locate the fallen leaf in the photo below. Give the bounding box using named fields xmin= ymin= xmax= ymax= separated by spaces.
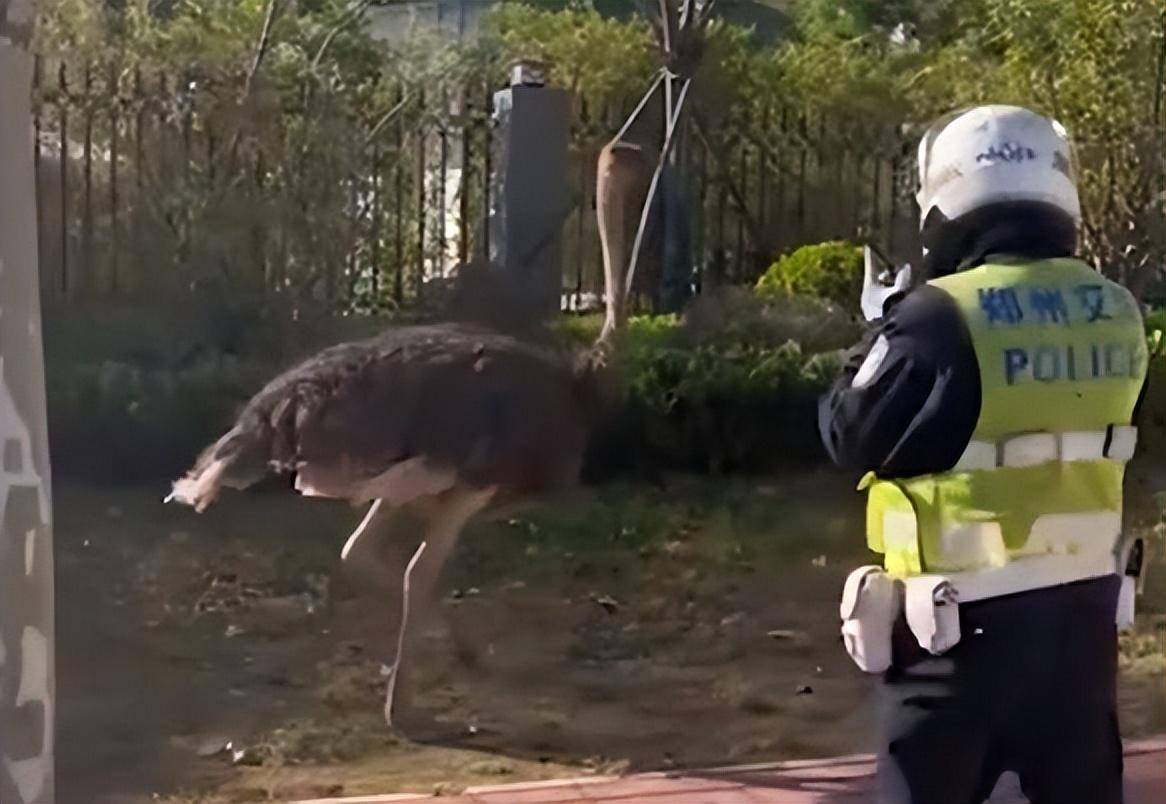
xmin=767 ymin=629 xmax=800 ymax=641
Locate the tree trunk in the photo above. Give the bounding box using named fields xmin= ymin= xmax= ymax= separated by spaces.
xmin=0 ymin=3 xmax=56 ymax=802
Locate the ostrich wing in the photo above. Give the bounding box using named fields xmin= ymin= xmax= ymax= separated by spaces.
xmin=167 ymin=323 xmax=589 ymax=513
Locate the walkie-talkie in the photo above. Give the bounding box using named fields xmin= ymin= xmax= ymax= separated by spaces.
xmin=861 ymin=244 xmax=913 ymax=323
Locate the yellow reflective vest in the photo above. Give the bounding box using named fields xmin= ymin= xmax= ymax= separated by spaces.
xmin=864 ymin=257 xmax=1147 ymax=581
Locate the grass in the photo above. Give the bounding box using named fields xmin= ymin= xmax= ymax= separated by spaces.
xmin=55 ymin=473 xmax=1166 ymax=803
xmin=460 ymin=472 xmax=865 ymax=578
xmin=1120 ymin=621 xmax=1166 ymax=676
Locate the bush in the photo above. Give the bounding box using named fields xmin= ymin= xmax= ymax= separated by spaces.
xmin=683 ymin=286 xmax=861 ymax=354
xmin=570 ymin=294 xmax=845 ymax=477
xmin=43 ymin=300 xmax=384 ymax=483
xmin=1145 ymin=309 xmax=1166 ymax=338
xmin=49 ymin=297 xmax=844 ymax=484
xmin=755 ymin=241 xmax=865 ymax=308
xmin=46 ymin=356 xmax=266 ymax=484
xmin=606 ymin=338 xmax=838 ymax=474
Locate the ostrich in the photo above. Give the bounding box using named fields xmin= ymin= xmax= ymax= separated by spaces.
xmin=166 ymin=277 xmax=607 ymax=727
xmin=168 ymin=0 xmax=717 ymax=730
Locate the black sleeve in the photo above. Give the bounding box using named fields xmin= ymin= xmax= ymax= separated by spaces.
xmin=818 ymin=285 xmax=982 ymax=478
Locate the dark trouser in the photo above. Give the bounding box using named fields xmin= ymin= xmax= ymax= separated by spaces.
xmin=879 ymin=574 xmax=1123 ymax=804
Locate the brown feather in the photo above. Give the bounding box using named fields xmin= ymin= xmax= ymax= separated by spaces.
xmin=168 ymin=322 xmax=592 ymax=511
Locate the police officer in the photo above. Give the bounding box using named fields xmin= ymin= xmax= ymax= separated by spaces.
xmin=821 ymin=105 xmax=1148 ymax=804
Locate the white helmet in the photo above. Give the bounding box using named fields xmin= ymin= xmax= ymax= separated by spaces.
xmin=916 ymin=105 xmax=1080 ymax=228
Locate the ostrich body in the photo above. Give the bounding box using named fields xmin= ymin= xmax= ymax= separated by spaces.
xmin=168 ymin=322 xmax=594 ymax=725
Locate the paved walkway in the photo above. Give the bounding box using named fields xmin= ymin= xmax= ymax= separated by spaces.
xmin=297 ymin=737 xmax=1166 ymax=803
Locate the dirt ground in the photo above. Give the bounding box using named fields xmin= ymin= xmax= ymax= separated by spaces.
xmin=53 ymin=473 xmax=1166 ymax=804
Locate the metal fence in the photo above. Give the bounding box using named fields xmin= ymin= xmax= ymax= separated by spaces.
xmin=31 ymin=56 xmax=918 ymax=313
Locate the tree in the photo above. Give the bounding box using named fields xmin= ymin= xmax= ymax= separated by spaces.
xmin=969 ymin=0 xmax=1166 ymax=294
xmin=0 ymin=1 xmax=56 ymax=803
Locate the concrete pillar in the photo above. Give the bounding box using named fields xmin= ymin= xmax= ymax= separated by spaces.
xmin=0 ymin=5 xmax=56 ymax=804
xmin=489 ymin=63 xmax=571 ymax=317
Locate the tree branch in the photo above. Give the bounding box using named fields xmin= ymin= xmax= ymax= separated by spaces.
xmin=224 ymin=0 xmax=285 ymax=177
xmin=244 ymin=0 xmax=283 ymax=99
xmin=690 ymin=112 xmax=764 ymax=249
xmin=364 ymin=91 xmax=413 ymax=146
xmin=312 ymin=0 xmax=375 ymax=70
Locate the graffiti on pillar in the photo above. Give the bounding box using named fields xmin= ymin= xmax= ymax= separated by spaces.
xmin=1 ymin=11 xmax=55 ymax=798
xmin=0 ymin=354 xmax=53 ymax=804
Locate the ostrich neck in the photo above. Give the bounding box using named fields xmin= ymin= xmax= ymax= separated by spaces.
xmin=598 ymin=141 xmax=647 ymax=343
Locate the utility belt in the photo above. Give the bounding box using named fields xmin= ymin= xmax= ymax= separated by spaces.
xmin=840 ymin=536 xmax=1147 ymax=673
xmin=952 ymin=426 xmax=1137 ymax=470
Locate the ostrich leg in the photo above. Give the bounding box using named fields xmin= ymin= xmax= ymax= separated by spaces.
xmin=341 ymin=498 xmax=386 ymax=560
xmin=384 ymin=540 xmax=427 ymax=727
xmin=383 ymin=484 xmax=496 ymax=727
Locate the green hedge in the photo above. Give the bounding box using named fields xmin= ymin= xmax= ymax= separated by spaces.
xmin=566 ymin=291 xmax=849 ymax=476
xmin=755 ymin=241 xmax=865 ymax=308
xmin=48 ymin=294 xmax=847 ymax=484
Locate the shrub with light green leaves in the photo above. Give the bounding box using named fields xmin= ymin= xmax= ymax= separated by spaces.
xmin=755 ymin=241 xmax=865 ymax=309
xmin=561 ymin=301 xmax=843 ymax=475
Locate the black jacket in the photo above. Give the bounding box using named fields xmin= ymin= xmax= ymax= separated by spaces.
xmin=818 ymin=284 xmax=982 ymax=478
xmin=820 ymin=263 xmax=1151 ymax=479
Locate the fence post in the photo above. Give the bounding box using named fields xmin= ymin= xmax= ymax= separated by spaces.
xmin=32 ymin=56 xmax=42 ymax=291
xmin=371 ymin=141 xmax=381 ymax=298
xmin=458 ymin=88 xmax=471 ymax=267
xmin=109 ymin=65 xmax=120 ymax=294
xmin=415 ymin=88 xmax=427 ymax=298
xmin=394 ymin=83 xmax=405 ymax=302
xmin=660 ymin=143 xmax=693 ymax=311
xmin=82 ymin=63 xmax=92 ymax=295
xmin=437 ymin=88 xmax=449 ymax=276
xmin=0 ymin=8 xmax=58 ymax=803
xmin=481 ymin=77 xmax=492 ymax=260
xmin=735 ymin=143 xmax=747 ymax=280
xmin=133 ymin=67 xmax=145 ymax=293
xmin=57 ymin=65 xmax=68 ymax=298
xmin=488 ymin=62 xmax=569 ymax=316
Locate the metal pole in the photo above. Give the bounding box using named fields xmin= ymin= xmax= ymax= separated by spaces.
xmin=57 ymin=65 xmax=68 ymax=298
xmin=109 ymin=65 xmax=120 ymax=294
xmin=82 ymin=63 xmax=93 ymax=294
xmin=624 ymin=78 xmax=691 ymax=299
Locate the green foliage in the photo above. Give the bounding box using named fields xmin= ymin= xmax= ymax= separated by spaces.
xmin=1146 ymin=310 xmax=1166 ymax=360
xmin=624 ymin=338 xmax=837 ymax=415
xmin=610 ymin=331 xmax=839 ymax=474
xmin=43 ymin=300 xmax=383 ymax=482
xmin=33 ymin=0 xmax=503 ymax=310
xmin=793 ymin=0 xmax=969 ymax=41
xmin=565 ymin=294 xmax=847 ymax=476
xmin=46 ymin=296 xmax=841 ymax=484
xmin=755 ymin=241 xmax=864 ymax=308
xmin=975 ymin=0 xmax=1166 ymax=291
xmin=682 ymin=286 xmax=860 ymax=353
xmin=31 ymin=0 xmax=1166 ymax=480
xmin=484 ymin=2 xmax=655 ymax=114
xmin=33 ymin=0 xmax=1166 ymax=307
